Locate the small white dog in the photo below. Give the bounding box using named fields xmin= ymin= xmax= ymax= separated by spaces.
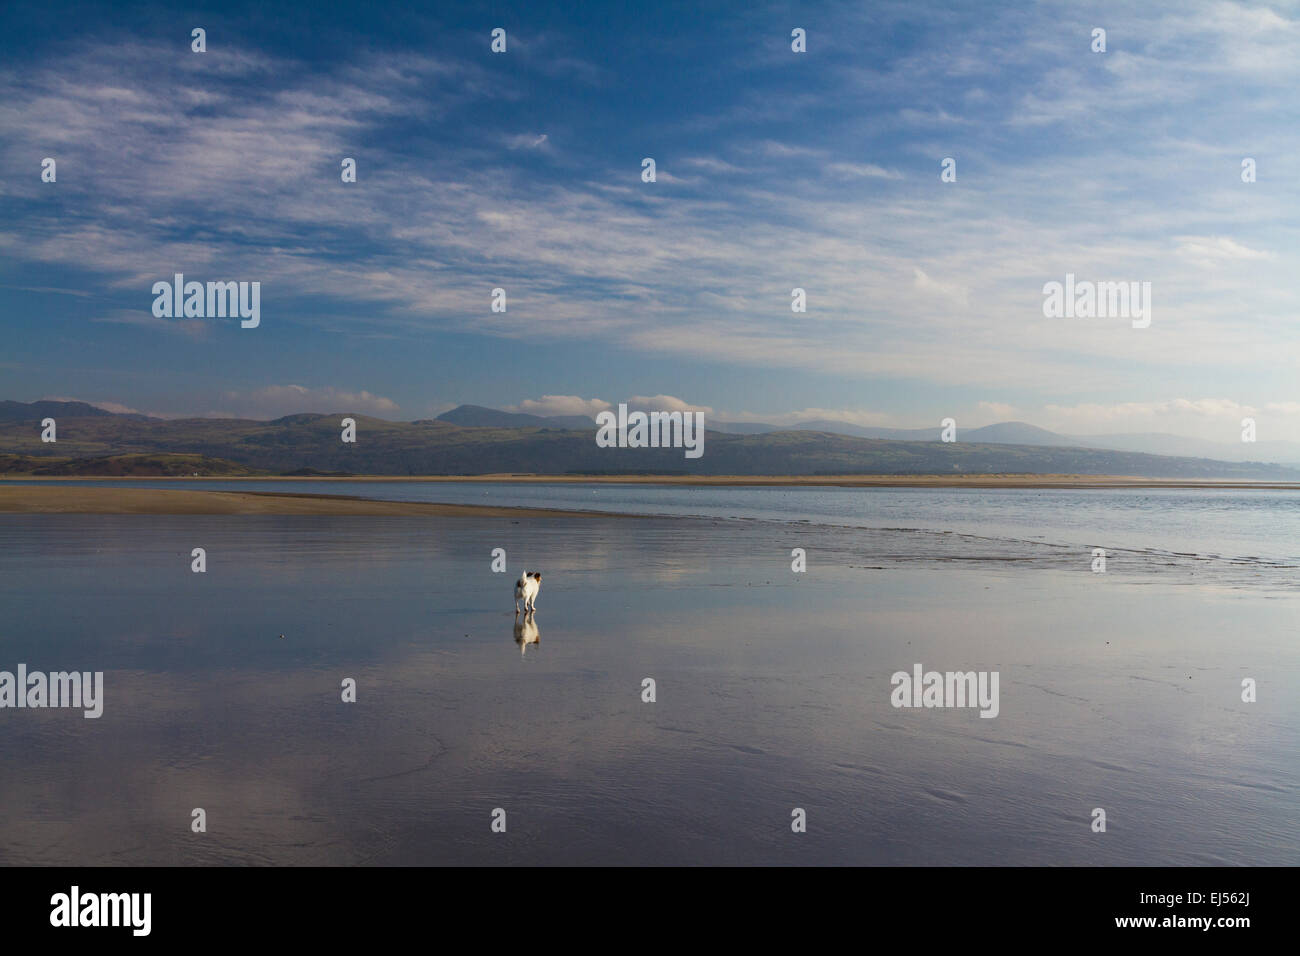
xmin=515 ymin=570 xmax=542 ymax=613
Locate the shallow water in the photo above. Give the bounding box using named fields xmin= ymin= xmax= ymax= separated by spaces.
xmin=0 ymin=514 xmax=1295 ymax=865
xmin=7 ymin=479 xmax=1299 ymax=590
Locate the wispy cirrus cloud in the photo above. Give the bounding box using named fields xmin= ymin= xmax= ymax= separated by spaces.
xmin=506 ymin=132 xmax=551 ymax=151
xmin=3 ymin=1 xmax=1300 ymax=440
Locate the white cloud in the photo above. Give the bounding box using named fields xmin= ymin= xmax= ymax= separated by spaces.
xmin=88 ymin=399 xmax=144 ymax=416
xmin=1036 ymin=398 xmax=1277 ymax=438
xmin=90 ymin=309 xmax=212 ymax=340
xmin=506 ymin=132 xmax=550 ymax=150
xmin=1044 ymin=398 xmax=1257 ymax=422
xmin=505 ymin=395 xmax=610 ymax=417
xmin=912 ymin=267 xmax=968 ymax=306
xmin=1174 ymin=235 xmax=1275 ymax=264
xmin=626 ymin=394 xmax=714 ymax=415
xmin=753 ymin=140 xmax=823 ymax=159
xmin=826 ymin=162 xmax=901 ymax=180
xmin=7 ymin=6 xmax=1300 ymax=420
xmin=760 ymin=407 xmax=894 ymax=427
xmin=41 ymin=396 xmax=142 ymax=415
xmin=40 ymin=396 xmax=186 ymax=419
xmin=977 ymin=401 xmax=1019 ymax=420
xmin=680 ymin=156 xmax=745 ymax=174
xmin=218 ymin=385 xmax=400 ymax=419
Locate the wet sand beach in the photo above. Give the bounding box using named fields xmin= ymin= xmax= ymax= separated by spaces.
xmin=11 ymin=474 xmax=1300 ymax=490
xmin=0 ymin=512 xmax=1294 ymax=865
xmin=0 ymin=485 xmax=610 ymax=517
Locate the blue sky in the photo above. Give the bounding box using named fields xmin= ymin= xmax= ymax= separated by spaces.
xmin=2 ymin=0 xmax=1299 ymax=440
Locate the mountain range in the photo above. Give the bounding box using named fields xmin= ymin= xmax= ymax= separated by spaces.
xmin=429 ymin=405 xmax=1300 ymax=468
xmin=0 ymin=400 xmax=1296 ymax=479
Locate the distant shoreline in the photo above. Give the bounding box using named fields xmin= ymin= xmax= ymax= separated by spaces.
xmin=0 ymin=486 xmax=617 ymax=516
xmin=4 ymin=473 xmax=1300 ymax=491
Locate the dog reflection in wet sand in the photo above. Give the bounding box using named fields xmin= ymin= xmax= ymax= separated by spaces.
xmin=513 ymin=611 xmax=540 ymax=656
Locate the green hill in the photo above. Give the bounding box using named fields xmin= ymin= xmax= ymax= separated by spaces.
xmin=0 ymin=453 xmax=267 ymax=477
xmin=0 ymin=402 xmax=1295 ymax=479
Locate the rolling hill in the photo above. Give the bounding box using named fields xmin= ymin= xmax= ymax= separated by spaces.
xmin=435 ymin=404 xmax=599 ymax=430
xmin=1 ymin=400 xmax=1296 ymax=479
xmin=705 ymin=415 xmax=1300 ymax=465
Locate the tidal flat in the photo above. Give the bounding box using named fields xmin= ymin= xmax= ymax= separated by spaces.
xmin=0 ymin=512 xmax=1295 ymax=865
